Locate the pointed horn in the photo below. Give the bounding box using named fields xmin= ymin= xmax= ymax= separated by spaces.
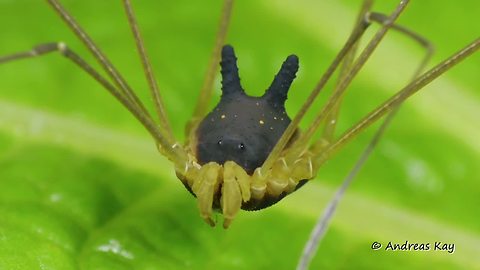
xmin=264 ymin=54 xmax=299 ymax=105
xmin=220 ymin=45 xmax=244 ymax=97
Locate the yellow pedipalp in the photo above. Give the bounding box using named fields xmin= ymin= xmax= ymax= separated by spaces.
xmin=222 ymin=161 xmax=252 ymax=228
xmin=191 ymin=162 xmax=221 ymax=227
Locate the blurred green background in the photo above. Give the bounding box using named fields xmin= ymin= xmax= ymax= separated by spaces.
xmin=0 ymin=0 xmax=479 ymax=269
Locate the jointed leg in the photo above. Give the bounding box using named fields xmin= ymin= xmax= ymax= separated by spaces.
xmin=191 ymin=162 xmax=222 ymax=227
xmin=369 ymin=12 xmax=434 ymax=78
xmin=187 ymin=160 xmax=251 ymax=229
xmin=187 ymin=0 xmax=235 ymax=137
xmin=318 ymin=38 xmax=479 ymax=166
xmin=320 ymin=9 xmax=436 ymax=174
xmin=45 ymin=0 xmax=151 ymax=123
xmin=320 ymin=3 xmax=368 ymax=143
xmin=0 ymin=43 xmax=142 ymax=128
xmin=296 ymin=35 xmax=478 ymax=270
xmin=222 ymin=161 xmax=251 ymax=228
xmin=286 ymin=0 xmax=411 ymax=161
xmin=259 ymin=0 xmax=376 ymax=174
xmin=295 ymin=114 xmax=388 ymax=270
xmin=321 ymin=9 xmax=435 ymax=145
xmin=122 ymin=0 xmax=174 ymax=141
xmin=0 ymin=42 xmax=187 ymax=165
xmin=44 ymin=0 xmax=189 ymax=166
xmin=297 ymin=5 xmax=436 ymax=267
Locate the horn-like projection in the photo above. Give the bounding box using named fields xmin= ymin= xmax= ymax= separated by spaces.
xmin=220 ymin=45 xmax=244 ymax=97
xmin=264 ymin=54 xmax=299 ymax=106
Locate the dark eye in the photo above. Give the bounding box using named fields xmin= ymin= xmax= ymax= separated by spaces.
xmin=217 ymin=140 xmax=223 ymax=146
xmin=238 ymin=143 xmax=245 ymax=150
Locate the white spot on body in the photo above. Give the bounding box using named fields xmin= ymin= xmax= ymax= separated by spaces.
xmin=259 ymin=120 xmax=265 ymax=125
xmin=221 ymin=114 xmax=226 ymax=119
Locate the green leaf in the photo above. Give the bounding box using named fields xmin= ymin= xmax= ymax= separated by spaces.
xmin=1 ymin=0 xmax=479 ymax=269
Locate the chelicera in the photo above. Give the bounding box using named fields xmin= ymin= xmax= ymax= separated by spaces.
xmin=0 ymin=0 xmax=478 ymax=229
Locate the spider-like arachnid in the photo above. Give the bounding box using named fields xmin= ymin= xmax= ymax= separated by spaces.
xmin=0 ymin=0 xmax=478 ymax=230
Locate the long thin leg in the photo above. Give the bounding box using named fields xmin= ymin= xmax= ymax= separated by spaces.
xmin=0 ymin=43 xmax=134 ymax=114
xmin=45 ymin=0 xmax=153 ymax=133
xmin=186 ymin=0 xmax=235 ymax=136
xmin=285 ymin=0 xmax=411 ymax=160
xmin=44 ymin=0 xmax=188 ymax=166
xmin=321 ymin=11 xmax=435 ymax=144
xmin=296 ymin=38 xmax=478 ymax=270
xmin=122 ymin=0 xmax=174 ymax=141
xmin=320 ymin=5 xmax=367 ymax=143
xmin=297 ymin=12 xmax=435 ymax=270
xmin=0 ymin=42 xmax=188 ymax=167
xmin=296 ymin=107 xmax=395 ymax=270
xmin=297 ymin=38 xmax=478 ymax=270
xmin=259 ymin=0 xmax=377 ymax=173
xmin=318 ymin=38 xmax=479 ymax=166
xmin=369 ymin=12 xmax=434 ymax=78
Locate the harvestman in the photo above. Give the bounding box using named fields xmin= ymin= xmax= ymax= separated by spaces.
xmin=0 ymin=2 xmax=478 ymax=265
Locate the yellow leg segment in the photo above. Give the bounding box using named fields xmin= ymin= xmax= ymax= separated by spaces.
xmin=251 ymin=168 xmax=267 ymax=200
xmin=222 ymin=161 xmax=251 ymax=228
xmin=267 ymin=158 xmax=290 ymax=197
xmin=191 ymin=162 xmax=221 ymax=227
xmin=290 ymin=156 xmax=314 ymax=186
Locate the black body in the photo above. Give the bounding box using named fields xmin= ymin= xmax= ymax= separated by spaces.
xmin=194 ymin=45 xmax=301 ymax=209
